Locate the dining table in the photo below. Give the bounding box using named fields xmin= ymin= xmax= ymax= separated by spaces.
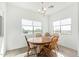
xmin=27 ymin=36 xmax=51 ymax=56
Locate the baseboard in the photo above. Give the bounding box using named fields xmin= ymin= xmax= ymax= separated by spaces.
xmin=59 ymin=44 xmax=77 ymax=52
xmin=6 ymin=46 xmax=27 ymax=52
xmin=7 ymin=44 xmax=77 ymax=53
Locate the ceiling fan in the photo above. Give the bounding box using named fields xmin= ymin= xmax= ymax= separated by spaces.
xmin=38 ymin=2 xmax=54 ymax=16
xmin=48 ymin=5 xmax=54 ymax=8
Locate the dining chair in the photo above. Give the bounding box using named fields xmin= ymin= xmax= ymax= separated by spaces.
xmin=39 ymin=35 xmax=59 ymax=57
xmin=25 ymin=36 xmax=37 ymax=56
xmin=35 ymin=33 xmax=42 ymax=37
xmin=52 ymin=33 xmax=59 ymax=50
xmin=49 ymin=35 xmax=59 ymax=52
xmin=44 ymin=32 xmax=51 ymax=37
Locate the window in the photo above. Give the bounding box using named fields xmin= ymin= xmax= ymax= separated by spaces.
xmin=53 ymin=18 xmax=71 ymax=34
xmin=22 ymin=26 xmax=33 ymax=35
xmin=53 ymin=21 xmax=60 ymax=33
xmin=33 ymin=21 xmax=42 ymax=34
xmin=22 ymin=19 xmax=42 ymax=35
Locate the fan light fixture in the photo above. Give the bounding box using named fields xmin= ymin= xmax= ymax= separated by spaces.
xmin=38 ymin=2 xmax=47 ymax=16
xmin=38 ymin=2 xmax=54 ymax=16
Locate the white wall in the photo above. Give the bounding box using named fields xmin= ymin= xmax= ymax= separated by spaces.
xmin=6 ymin=4 xmax=48 ymax=50
xmin=0 ymin=2 xmax=7 ymax=56
xmin=0 ymin=3 xmax=3 ymax=54
xmin=77 ymin=3 xmax=79 ymax=56
xmin=49 ymin=3 xmax=78 ymax=50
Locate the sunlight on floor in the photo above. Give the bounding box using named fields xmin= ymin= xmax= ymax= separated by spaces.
xmin=16 ymin=52 xmax=27 ymax=57
xmin=0 ymin=55 xmax=3 ymax=57
xmin=57 ymin=52 xmax=64 ymax=57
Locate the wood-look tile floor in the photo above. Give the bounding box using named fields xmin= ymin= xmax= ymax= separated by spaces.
xmin=5 ymin=45 xmax=78 ymax=57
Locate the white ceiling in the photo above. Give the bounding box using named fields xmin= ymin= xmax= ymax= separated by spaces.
xmin=8 ymin=2 xmax=75 ymax=15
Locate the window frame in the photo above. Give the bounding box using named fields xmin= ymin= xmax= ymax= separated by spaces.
xmin=53 ymin=18 xmax=72 ymax=35
xmin=22 ymin=19 xmax=42 ymax=35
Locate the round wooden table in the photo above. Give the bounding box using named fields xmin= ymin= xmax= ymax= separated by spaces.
xmin=28 ymin=37 xmax=51 ymax=56
xmin=28 ymin=37 xmax=51 ymax=45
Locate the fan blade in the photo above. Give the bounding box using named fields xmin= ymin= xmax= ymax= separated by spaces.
xmin=48 ymin=5 xmax=54 ymax=8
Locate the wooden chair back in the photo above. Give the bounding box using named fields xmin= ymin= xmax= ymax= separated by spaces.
xmin=25 ymin=36 xmax=30 ymax=49
xmin=49 ymin=35 xmax=59 ymax=50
